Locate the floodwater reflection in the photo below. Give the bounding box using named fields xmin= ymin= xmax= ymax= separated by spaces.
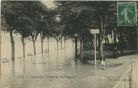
xmin=0 ymin=45 xmax=106 ymax=88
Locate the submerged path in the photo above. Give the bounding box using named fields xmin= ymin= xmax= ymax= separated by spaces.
xmin=0 ymin=44 xmax=138 ymax=88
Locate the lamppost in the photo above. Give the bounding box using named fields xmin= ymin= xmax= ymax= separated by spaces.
xmin=74 ymin=33 xmax=78 ymax=58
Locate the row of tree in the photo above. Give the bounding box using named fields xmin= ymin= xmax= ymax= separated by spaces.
xmin=58 ymin=1 xmax=138 ymax=60
xmin=1 ymin=1 xmax=63 ymax=60
xmin=2 ymin=1 xmax=137 ymax=61
xmin=58 ymin=1 xmax=117 ymax=61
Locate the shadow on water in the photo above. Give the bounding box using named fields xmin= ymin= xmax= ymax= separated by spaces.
xmin=47 ymin=53 xmax=50 ymax=75
xmin=11 ymin=61 xmax=15 ymax=76
xmin=31 ymin=56 xmax=36 ymax=72
xmin=23 ymin=58 xmax=26 ymax=73
xmin=11 ymin=61 xmax=23 ymax=88
xmin=74 ymin=55 xmax=84 ymax=65
xmin=1 ymin=41 xmax=101 ymax=88
xmin=56 ymin=49 xmax=59 ymax=70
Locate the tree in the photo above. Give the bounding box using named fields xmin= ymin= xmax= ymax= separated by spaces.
xmin=51 ymin=19 xmax=65 ymax=49
xmin=58 ymin=1 xmax=117 ymax=62
xmin=1 ymin=1 xmax=25 ymax=60
xmin=57 ymin=1 xmax=96 ymax=62
xmin=2 ymin=1 xmax=48 ymax=58
xmin=22 ymin=1 xmax=47 ymax=56
xmin=39 ymin=9 xmax=56 ymax=55
xmin=16 ymin=16 xmax=33 ymax=58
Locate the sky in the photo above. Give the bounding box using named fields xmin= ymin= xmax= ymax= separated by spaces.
xmin=40 ymin=0 xmax=56 ymax=8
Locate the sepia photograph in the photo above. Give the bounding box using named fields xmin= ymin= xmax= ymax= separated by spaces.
xmin=1 ymin=0 xmax=138 ymax=88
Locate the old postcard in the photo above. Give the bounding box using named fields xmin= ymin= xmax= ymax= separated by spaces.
xmin=1 ymin=0 xmax=138 ymax=88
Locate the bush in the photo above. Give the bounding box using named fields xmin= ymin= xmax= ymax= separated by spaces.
xmin=81 ymin=50 xmax=100 ymax=61
xmin=83 ymin=41 xmax=93 ymax=50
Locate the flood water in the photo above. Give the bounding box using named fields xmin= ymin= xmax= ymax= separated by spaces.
xmin=0 ymin=34 xmax=109 ymax=88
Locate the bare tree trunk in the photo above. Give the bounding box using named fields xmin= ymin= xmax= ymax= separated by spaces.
xmin=10 ymin=30 xmax=15 ymax=61
xmin=32 ymin=39 xmax=36 ymax=56
xmin=21 ymin=38 xmax=25 ymax=58
xmin=100 ymin=40 xmax=104 ymax=60
xmin=64 ymin=37 xmax=66 ymax=48
xmin=47 ymin=37 xmax=49 ymax=53
xmin=113 ymin=28 xmax=118 ymax=58
xmin=100 ymin=16 xmax=104 ymax=61
xmin=41 ymin=39 xmax=44 ymax=56
xmin=60 ymin=37 xmax=62 ymax=49
xmin=98 ymin=34 xmax=101 ymax=58
xmin=119 ymin=30 xmax=123 ymax=55
xmin=56 ymin=40 xmax=59 ymax=49
xmin=105 ymin=35 xmax=109 ymax=44
xmin=80 ymin=35 xmax=84 ymax=63
xmin=40 ymin=33 xmax=44 ymax=56
xmin=75 ymin=36 xmax=78 ymax=58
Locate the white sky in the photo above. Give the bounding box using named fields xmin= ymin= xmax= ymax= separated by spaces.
xmin=40 ymin=0 xmax=56 ymax=8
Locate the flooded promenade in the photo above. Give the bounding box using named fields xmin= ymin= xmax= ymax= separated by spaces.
xmin=0 ymin=36 xmax=110 ymax=88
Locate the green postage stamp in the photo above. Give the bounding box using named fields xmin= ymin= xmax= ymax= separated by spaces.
xmin=117 ymin=2 xmax=137 ymax=26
